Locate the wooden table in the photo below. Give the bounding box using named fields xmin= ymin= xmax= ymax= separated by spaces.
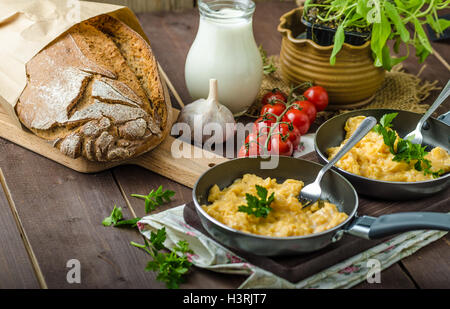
xmin=1 ymin=1 xmax=449 ymax=289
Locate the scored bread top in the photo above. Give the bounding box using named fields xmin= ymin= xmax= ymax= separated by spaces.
xmin=15 ymin=15 xmax=171 ymax=162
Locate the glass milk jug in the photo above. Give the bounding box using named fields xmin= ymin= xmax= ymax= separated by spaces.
xmin=185 ymin=0 xmax=262 ymax=116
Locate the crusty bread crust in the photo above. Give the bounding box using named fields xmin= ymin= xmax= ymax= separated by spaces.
xmin=86 ymin=15 xmax=171 ymax=131
xmin=15 ymin=15 xmax=171 ymax=162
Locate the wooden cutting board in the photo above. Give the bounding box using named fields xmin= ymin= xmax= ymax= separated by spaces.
xmin=0 ymin=80 xmax=228 ymax=188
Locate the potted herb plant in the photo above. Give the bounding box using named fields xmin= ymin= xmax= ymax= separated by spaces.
xmin=303 ymin=0 xmax=450 ymax=71
xmin=277 ymin=1 xmax=449 ymax=109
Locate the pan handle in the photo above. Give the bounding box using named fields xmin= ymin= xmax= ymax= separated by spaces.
xmin=347 ymin=212 xmax=450 ymax=240
xmin=437 ymin=111 xmax=450 ymax=126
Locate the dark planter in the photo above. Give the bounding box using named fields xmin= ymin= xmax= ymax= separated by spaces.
xmin=301 ymin=16 xmax=370 ymax=46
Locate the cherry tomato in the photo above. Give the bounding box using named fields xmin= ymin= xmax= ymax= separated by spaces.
xmin=303 ymin=86 xmax=329 ymax=112
xmin=238 ymin=144 xmax=248 ymax=158
xmin=260 ymin=102 xmax=286 ymax=117
xmin=261 ymin=88 xmax=287 ymax=106
xmin=238 ymin=132 xmax=270 ymax=158
xmin=253 ymin=116 xmax=275 ymax=136
xmin=269 ymin=134 xmax=293 ymax=156
xmin=238 ymin=141 xmax=260 ymax=158
xmin=282 ymin=108 xmax=310 ymax=135
xmin=272 ymin=123 xmax=301 ymax=149
xmin=292 ymin=100 xmax=317 ymax=124
xmin=245 ymin=132 xmax=267 ymax=150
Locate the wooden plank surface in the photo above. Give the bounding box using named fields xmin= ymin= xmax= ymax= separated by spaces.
xmin=0 ymin=163 xmax=41 ymax=288
xmin=401 ymin=234 xmax=450 ymax=289
xmin=0 ymin=0 xmax=448 ymax=289
xmin=354 ymin=264 xmax=416 ymax=289
xmin=84 ymin=0 xmax=296 ymax=13
xmin=0 ymin=140 xmax=165 ymax=288
xmin=85 ymin=0 xmax=195 ymax=13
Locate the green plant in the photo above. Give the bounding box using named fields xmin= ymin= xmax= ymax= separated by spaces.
xmin=373 ymin=112 xmax=443 ymax=177
xmin=102 ymin=187 xmax=193 ymax=289
xmin=303 ymin=0 xmax=450 ymax=70
xmin=131 ymin=185 xmax=175 ymax=213
xmin=102 ymin=205 xmax=141 ymax=227
xmin=238 ymin=185 xmax=275 ymax=218
xmin=131 ymin=228 xmax=193 ymax=289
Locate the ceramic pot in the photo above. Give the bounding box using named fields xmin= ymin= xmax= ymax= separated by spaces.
xmin=278 ymin=8 xmax=385 ymax=109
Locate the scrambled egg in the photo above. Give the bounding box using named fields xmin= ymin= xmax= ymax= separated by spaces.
xmin=202 ymin=174 xmax=348 ymax=237
xmin=327 ymin=116 xmax=450 ymax=182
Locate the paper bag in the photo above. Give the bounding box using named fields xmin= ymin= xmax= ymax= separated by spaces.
xmin=0 ymin=0 xmax=151 ymax=127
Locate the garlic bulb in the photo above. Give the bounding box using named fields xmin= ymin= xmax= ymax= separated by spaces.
xmin=178 ymin=79 xmax=236 ymax=144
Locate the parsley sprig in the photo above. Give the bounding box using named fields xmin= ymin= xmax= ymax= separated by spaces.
xmin=238 ymin=185 xmax=275 ymax=218
xmin=131 ymin=185 xmax=175 ymax=213
xmin=131 ymin=227 xmax=193 ymax=289
xmin=102 ymin=205 xmax=141 ymax=227
xmin=102 ymin=187 xmax=193 ymax=288
xmin=373 ymin=113 xmax=443 ymax=178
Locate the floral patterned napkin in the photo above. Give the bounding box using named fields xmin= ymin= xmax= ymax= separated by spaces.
xmin=137 ymin=205 xmax=446 ymax=289
xmin=293 ymin=133 xmax=315 ymax=157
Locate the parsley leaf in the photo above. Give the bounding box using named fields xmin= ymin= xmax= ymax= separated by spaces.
xmin=238 ymin=185 xmax=275 ymax=218
xmin=174 ymin=240 xmax=193 ymax=254
xmin=131 ymin=185 xmax=175 ymax=213
xmin=113 ymin=217 xmax=141 ymax=228
xmin=102 ymin=205 xmax=141 ymax=228
xmin=373 ymin=113 xmax=398 ymax=154
xmin=379 ymin=112 xmax=397 ymax=128
xmin=150 ymin=227 xmax=167 ymax=251
xmin=102 ymin=205 xmax=123 ymax=226
xmin=373 ymin=113 xmax=443 ymax=178
xmin=131 ymin=227 xmax=193 ymax=289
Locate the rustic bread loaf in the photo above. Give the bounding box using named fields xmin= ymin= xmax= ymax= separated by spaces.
xmin=15 ymin=15 xmax=172 ymax=162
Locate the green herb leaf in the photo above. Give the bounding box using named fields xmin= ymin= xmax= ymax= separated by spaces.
xmin=437 ymin=18 xmax=450 ymax=33
xmin=380 ymin=112 xmax=398 ymax=128
xmin=385 ymin=1 xmax=409 ymax=42
xmin=150 ymin=227 xmax=167 ymax=251
xmin=238 ymin=185 xmax=275 ymax=218
xmin=371 ymin=10 xmax=391 ymax=68
xmin=381 ymin=45 xmax=393 ymax=71
xmin=132 ymin=227 xmax=193 ymax=289
xmin=174 ymin=240 xmax=193 ymax=254
xmin=102 ymin=205 xmax=123 ymax=226
xmin=305 ymin=0 xmax=447 ymax=70
xmin=330 ymin=24 xmax=345 ymax=66
xmin=113 ymin=217 xmax=141 ymax=228
xmin=356 ymin=0 xmax=370 ymax=18
xmin=374 ymin=113 xmax=443 ymax=178
xmin=413 ymin=18 xmax=433 ymax=54
xmin=131 ymin=185 xmax=175 ymax=213
xmin=102 ymin=205 xmax=141 ymax=228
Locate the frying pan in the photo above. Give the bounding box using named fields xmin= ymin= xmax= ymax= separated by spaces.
xmin=192 ymin=156 xmax=450 ymax=256
xmin=315 ymin=109 xmax=450 ymax=200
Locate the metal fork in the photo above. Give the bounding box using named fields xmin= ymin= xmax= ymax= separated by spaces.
xmin=404 ymin=80 xmax=450 ymax=145
xmin=299 ymin=116 xmax=377 ymax=208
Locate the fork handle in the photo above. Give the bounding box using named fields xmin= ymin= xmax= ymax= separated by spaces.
xmin=415 ymin=80 xmax=450 ymax=132
xmin=315 ymin=116 xmax=377 ymax=184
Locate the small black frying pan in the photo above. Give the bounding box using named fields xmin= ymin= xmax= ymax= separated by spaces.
xmin=193 ymin=157 xmax=450 ymax=256
xmin=315 ymin=109 xmax=450 ymax=200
